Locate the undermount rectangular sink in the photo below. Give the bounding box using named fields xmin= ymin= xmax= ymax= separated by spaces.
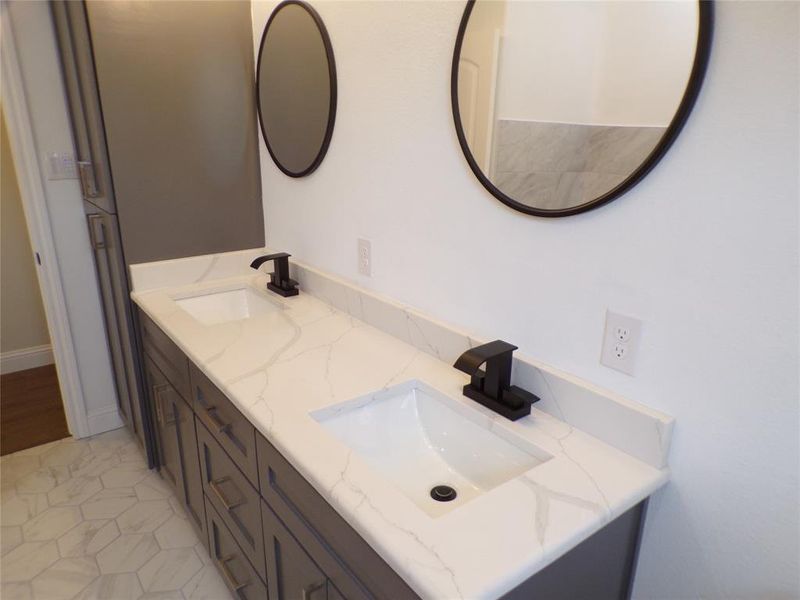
xmin=175 ymin=286 xmax=280 ymax=326
xmin=312 ymin=380 xmax=551 ymax=517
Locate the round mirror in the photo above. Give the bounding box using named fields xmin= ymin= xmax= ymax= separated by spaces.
xmin=452 ymin=0 xmax=712 ymax=217
xmin=256 ymin=0 xmax=336 ymax=177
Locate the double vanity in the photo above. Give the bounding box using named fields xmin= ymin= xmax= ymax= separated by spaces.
xmin=129 ymin=248 xmax=673 ymax=600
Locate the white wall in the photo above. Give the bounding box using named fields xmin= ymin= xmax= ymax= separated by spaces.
xmin=254 ymin=1 xmax=799 ymax=596
xmin=6 ymin=1 xmax=121 ymax=435
xmin=496 ymin=0 xmax=697 ymax=126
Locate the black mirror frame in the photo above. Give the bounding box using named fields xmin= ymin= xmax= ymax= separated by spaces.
xmin=450 ymin=0 xmax=714 ymax=217
xmin=256 ymin=0 xmax=337 ymax=178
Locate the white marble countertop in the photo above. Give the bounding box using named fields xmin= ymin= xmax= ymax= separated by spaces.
xmin=131 ymin=255 xmax=669 ymax=600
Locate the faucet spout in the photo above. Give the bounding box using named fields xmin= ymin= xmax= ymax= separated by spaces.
xmin=250 ymin=252 xmax=299 ymax=297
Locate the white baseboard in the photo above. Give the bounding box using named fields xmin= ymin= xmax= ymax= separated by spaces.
xmin=86 ymin=406 xmax=123 ymax=437
xmin=0 ymin=344 xmax=54 ymax=375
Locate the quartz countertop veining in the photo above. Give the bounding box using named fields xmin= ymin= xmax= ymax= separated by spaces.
xmin=130 ymin=250 xmax=671 ymax=600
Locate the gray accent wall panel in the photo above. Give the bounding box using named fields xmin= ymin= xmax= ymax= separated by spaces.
xmin=85 ymin=0 xmax=264 ymax=264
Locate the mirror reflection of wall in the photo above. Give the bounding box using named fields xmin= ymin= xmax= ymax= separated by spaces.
xmin=455 ymin=0 xmax=701 ymax=213
xmin=257 ymin=0 xmax=336 ymax=177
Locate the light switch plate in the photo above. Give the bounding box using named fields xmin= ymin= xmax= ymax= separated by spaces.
xmin=44 ymin=152 xmax=78 ymax=180
xmin=600 ymin=310 xmax=642 ymax=375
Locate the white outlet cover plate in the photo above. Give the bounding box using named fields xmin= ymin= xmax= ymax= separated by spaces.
xmin=601 ymin=310 xmax=642 ymax=375
xmin=357 ymin=238 xmax=371 ymax=277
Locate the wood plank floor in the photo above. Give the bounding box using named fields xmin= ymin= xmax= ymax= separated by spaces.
xmin=1 ymin=364 xmax=70 ymax=455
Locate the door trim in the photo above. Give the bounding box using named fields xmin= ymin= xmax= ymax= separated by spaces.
xmin=1 ymin=4 xmax=90 ymax=438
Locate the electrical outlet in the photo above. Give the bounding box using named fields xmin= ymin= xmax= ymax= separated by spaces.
xmin=600 ymin=311 xmax=642 ymax=375
xmin=357 ymin=238 xmax=371 ymax=277
xmin=613 ymin=325 xmax=631 ymax=342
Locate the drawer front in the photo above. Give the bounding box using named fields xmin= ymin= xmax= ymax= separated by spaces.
xmin=257 ymin=434 xmax=418 ymax=600
xmin=206 ymin=499 xmax=268 ymax=600
xmin=262 ymin=499 xmax=328 ymax=600
xmin=198 ymin=421 xmax=265 ymax=582
xmin=140 ymin=312 xmax=190 ymax=400
xmin=190 ymin=363 xmax=258 ymax=486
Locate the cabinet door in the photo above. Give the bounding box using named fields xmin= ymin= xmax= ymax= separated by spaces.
xmin=145 ymin=357 xmax=182 ymax=494
xmin=263 ymin=500 xmax=329 ymax=600
xmin=141 ymin=314 xmax=190 ymax=400
xmin=174 ymin=400 xmax=206 ymax=543
xmin=327 ymin=585 xmax=345 ymax=600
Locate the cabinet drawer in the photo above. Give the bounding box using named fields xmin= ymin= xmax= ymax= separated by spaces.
xmin=190 ymin=363 xmax=258 ymax=486
xmin=206 ymin=499 xmax=268 ymax=600
xmin=198 ymin=421 xmax=265 ymax=582
xmin=140 ymin=312 xmax=190 ymax=400
xmin=257 ymin=434 xmax=418 ymax=600
xmin=262 ymin=499 xmax=331 ymax=600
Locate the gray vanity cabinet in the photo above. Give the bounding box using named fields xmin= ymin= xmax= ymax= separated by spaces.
xmin=142 ymin=354 xmax=207 ymax=543
xmin=262 ymin=499 xmax=332 ymax=600
xmin=138 ymin=314 xmax=648 ymax=600
xmin=141 ymin=315 xmax=207 ymax=544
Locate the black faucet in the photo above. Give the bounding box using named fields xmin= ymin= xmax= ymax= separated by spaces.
xmin=250 ymin=252 xmax=299 ymax=297
xmin=453 ymin=340 xmax=539 ymax=421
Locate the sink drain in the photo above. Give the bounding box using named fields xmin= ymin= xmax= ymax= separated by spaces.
xmin=430 ymin=485 xmax=457 ymax=502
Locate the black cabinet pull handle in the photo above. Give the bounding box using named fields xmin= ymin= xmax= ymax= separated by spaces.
xmin=218 ymin=554 xmax=247 ymax=592
xmin=209 ymin=476 xmax=243 ymax=511
xmin=301 ymin=579 xmax=326 ymax=600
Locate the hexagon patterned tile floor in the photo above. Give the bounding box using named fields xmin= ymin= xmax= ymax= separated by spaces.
xmin=0 ymin=428 xmax=234 ymax=600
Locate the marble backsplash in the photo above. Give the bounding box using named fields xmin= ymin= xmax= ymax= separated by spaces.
xmin=492 ymin=119 xmax=666 ymax=209
xmin=130 ymin=248 xmax=674 ymax=469
xmin=291 ymin=260 xmax=673 ymax=470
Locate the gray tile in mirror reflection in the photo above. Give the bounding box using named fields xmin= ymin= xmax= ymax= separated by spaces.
xmin=495 ymin=120 xmax=590 ymax=174
xmin=586 ymin=126 xmax=665 ymax=175
xmin=0 ymin=428 xmax=234 ymax=600
xmin=492 ymin=119 xmax=666 ymax=210
xmin=553 ymin=171 xmax=628 ymax=208
xmin=494 ymin=171 xmax=560 ymax=208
